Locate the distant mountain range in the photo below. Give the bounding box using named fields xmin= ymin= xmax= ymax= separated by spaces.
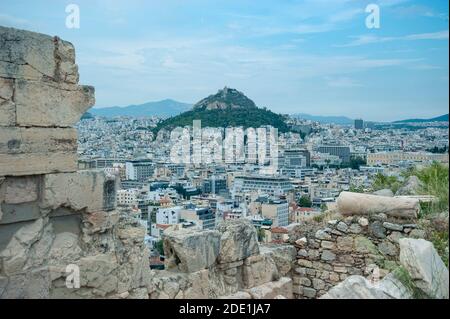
xmin=87 ymin=98 xmax=448 ymax=126
xmin=291 ymin=113 xmax=354 ymax=125
xmin=90 ymin=99 xmax=192 ymax=118
xmin=393 ymin=114 xmax=449 ymax=123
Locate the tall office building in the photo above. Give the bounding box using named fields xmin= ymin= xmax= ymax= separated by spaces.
xmin=354 ymin=119 xmax=364 ymax=130
xmin=317 ymin=145 xmax=351 ymax=164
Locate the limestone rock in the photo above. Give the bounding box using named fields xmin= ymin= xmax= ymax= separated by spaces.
xmin=321 ymin=275 xmax=410 ymax=299
xmin=383 ymin=222 xmax=403 ymax=232
xmin=0 ymin=26 xmax=78 ymax=83
xmin=260 ymin=245 xmax=296 ymax=276
xmin=247 ymin=277 xmax=293 ymax=299
xmin=1 ymin=176 xmax=40 ymax=204
xmin=242 ymin=254 xmax=278 ymax=288
xmin=163 ymin=226 xmax=220 ymax=273
xmin=216 ymin=219 xmax=259 ymax=264
xmin=396 ymin=176 xmax=423 ymax=196
xmin=14 ymin=80 xmax=94 ymax=127
xmin=42 ymin=170 xmax=116 ymax=212
xmin=399 ymin=238 xmax=449 ymax=299
xmin=0 ymin=127 xmax=78 ymax=176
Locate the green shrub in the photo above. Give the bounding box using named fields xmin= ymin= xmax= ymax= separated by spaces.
xmin=372 ymin=173 xmax=401 ymax=193
xmin=405 ymin=162 xmax=449 ymax=215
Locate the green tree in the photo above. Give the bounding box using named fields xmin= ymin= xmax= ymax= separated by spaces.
xmin=298 ymin=195 xmax=312 ymax=207
xmin=257 ymin=227 xmax=266 ymax=242
xmin=350 ymin=156 xmax=367 ymax=170
xmin=154 ymin=240 xmax=164 ymax=256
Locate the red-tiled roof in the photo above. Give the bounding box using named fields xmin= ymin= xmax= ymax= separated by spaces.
xmin=271 ymin=227 xmax=288 ymax=234
xmin=156 ymin=224 xmax=171 ymax=230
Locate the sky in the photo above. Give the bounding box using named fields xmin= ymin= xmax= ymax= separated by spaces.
xmin=0 ymin=0 xmax=448 ymax=121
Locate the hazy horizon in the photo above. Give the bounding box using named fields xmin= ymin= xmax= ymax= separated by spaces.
xmin=1 ymin=0 xmax=448 ymax=121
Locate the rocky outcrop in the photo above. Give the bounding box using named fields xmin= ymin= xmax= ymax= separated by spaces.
xmin=320 ymin=274 xmax=412 ymax=299
xmin=148 ymin=220 xmax=296 ymax=299
xmin=216 ymin=219 xmax=260 ymax=264
xmin=396 ymin=176 xmax=423 ymax=196
xmin=163 ymin=226 xmax=221 ymax=273
xmin=399 ymin=238 xmax=449 ymax=299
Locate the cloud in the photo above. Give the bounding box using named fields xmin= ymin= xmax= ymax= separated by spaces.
xmin=337 ymin=30 xmax=449 ymax=47
xmin=0 ymin=13 xmax=31 ymax=28
xmin=325 ymin=76 xmax=363 ymax=88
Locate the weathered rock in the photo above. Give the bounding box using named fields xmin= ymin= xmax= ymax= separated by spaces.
xmin=163 ymin=226 xmax=220 ymax=273
xmin=216 ymin=219 xmax=259 ymax=264
xmin=358 ymin=217 xmax=369 ymax=227
xmin=0 ymin=26 xmax=78 ymax=83
xmin=396 ymin=176 xmax=423 ymax=196
xmin=242 ymin=254 xmax=278 ymax=288
xmin=354 ymin=236 xmax=378 ymax=254
xmin=247 ymin=277 xmax=293 ymax=299
xmin=349 ymin=223 xmax=362 ymax=234
xmin=336 ymin=236 xmax=354 ymax=252
xmin=315 ymin=229 xmax=332 ymax=240
xmin=409 ymin=229 xmax=426 ymax=239
xmin=378 ymin=241 xmax=398 ymax=256
xmin=383 ymin=222 xmax=403 ymax=232
xmin=219 ymin=291 xmax=252 ymax=299
xmin=0 ymin=126 xmax=78 ymax=176
xmin=0 ymin=176 xmax=40 ymax=204
xmin=336 ymin=221 xmax=348 ymax=233
xmin=321 ymin=250 xmax=336 ymax=261
xmin=399 ymin=238 xmax=449 ymax=299
xmin=42 ymin=170 xmax=116 ymax=212
xmin=14 ymin=80 xmax=94 ymax=127
xmin=321 ymin=275 xmax=410 ymax=299
xmin=337 ymin=191 xmax=420 ymax=219
xmin=369 ymin=221 xmax=387 ymax=239
xmin=259 ymin=245 xmax=296 ymax=276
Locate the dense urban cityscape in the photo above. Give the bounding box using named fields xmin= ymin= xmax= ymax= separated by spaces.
xmin=75 ymin=107 xmax=449 ymax=265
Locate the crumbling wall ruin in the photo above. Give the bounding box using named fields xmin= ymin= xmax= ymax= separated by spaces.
xmin=149 ymin=219 xmax=296 ymax=299
xmin=0 ymin=26 xmax=151 ymax=299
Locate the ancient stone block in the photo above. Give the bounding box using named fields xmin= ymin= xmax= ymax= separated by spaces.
xmin=163 ymin=226 xmax=221 ymax=273
xmin=14 ymin=80 xmax=94 ymax=127
xmin=336 ymin=236 xmax=353 ymax=252
xmin=42 ymin=170 xmax=116 ymax=212
xmin=321 ymin=250 xmax=336 ymax=261
xmin=216 ymin=219 xmax=259 ymax=264
xmin=0 ymin=152 xmax=77 ymax=177
xmin=0 ymin=77 xmax=15 ymax=126
xmin=242 ymin=254 xmax=279 ymax=288
xmin=0 ymin=175 xmax=40 ymax=204
xmin=0 ymin=127 xmax=78 ymax=176
xmin=0 ymin=26 xmax=78 ymax=83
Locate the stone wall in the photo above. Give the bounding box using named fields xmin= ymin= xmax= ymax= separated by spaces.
xmin=289 ymin=213 xmax=424 ymax=299
xmin=149 ymin=220 xmax=296 ymax=299
xmin=0 ymin=26 xmax=151 ymax=299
